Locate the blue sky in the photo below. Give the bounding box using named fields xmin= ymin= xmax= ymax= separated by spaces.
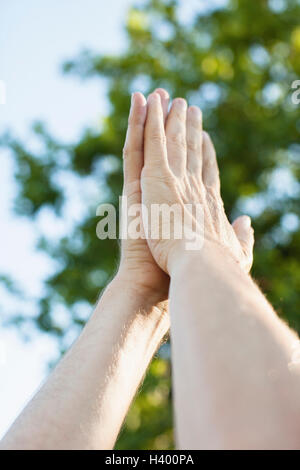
xmin=0 ymin=0 xmax=138 ymax=438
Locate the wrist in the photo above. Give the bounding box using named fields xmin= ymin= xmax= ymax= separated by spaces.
xmin=105 ymin=274 xmax=170 ymax=333
xmin=168 ymin=240 xmax=243 ymax=279
xmin=115 ymin=261 xmax=169 ymax=301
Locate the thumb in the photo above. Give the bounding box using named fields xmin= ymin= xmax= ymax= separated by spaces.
xmin=232 ymin=215 xmax=255 ymax=271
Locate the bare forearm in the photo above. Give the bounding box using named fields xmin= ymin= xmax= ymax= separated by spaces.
xmin=1 ymin=277 xmax=169 ymax=450
xmin=170 ymin=246 xmax=300 ymax=449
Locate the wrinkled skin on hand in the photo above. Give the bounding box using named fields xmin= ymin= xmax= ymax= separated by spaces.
xmin=141 ymin=92 xmax=254 ymax=274
xmin=119 ymin=88 xmax=254 ymax=308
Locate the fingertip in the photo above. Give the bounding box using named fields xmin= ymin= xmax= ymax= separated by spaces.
xmin=188 ymin=105 xmax=202 ymax=116
xmin=131 ymin=91 xmax=147 ymax=107
xmin=147 ymin=92 xmax=160 ymax=103
xmin=202 ymin=130 xmax=210 ymax=143
xmin=155 ymin=88 xmax=169 ymax=100
xmin=147 ymin=92 xmax=164 ymax=119
xmin=155 ymin=88 xmax=170 ymax=122
xmin=129 ymin=92 xmax=147 ymax=128
xmin=187 ymin=106 xmax=202 ymax=126
xmin=233 ymin=215 xmax=254 ymax=240
xmin=240 ymin=215 xmax=252 ymax=230
xmin=172 ymin=97 xmax=187 ymax=110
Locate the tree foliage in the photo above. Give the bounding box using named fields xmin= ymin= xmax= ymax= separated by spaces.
xmin=2 ymin=0 xmax=300 ymax=449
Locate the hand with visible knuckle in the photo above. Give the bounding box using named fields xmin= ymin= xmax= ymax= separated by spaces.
xmin=140 ymin=91 xmax=255 ymax=275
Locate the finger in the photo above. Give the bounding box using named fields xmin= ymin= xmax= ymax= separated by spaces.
xmin=186 ymin=106 xmax=203 ymax=177
xmin=155 ymin=88 xmax=169 ymax=124
xmin=123 ymin=92 xmax=147 ymax=184
xmin=165 ymin=98 xmax=187 ymax=177
xmin=144 ymin=92 xmax=168 ymax=170
xmin=232 ymin=215 xmax=255 ymax=266
xmin=202 ymin=131 xmax=220 ymax=192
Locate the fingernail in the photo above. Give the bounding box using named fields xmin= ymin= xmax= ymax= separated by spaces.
xmin=173 ymin=98 xmax=187 ymax=110
xmin=147 ymin=92 xmax=159 ymax=104
xmin=131 ymin=93 xmax=135 ymax=106
xmin=155 ymin=88 xmax=169 ymax=99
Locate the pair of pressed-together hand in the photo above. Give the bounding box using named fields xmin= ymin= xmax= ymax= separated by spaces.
xmin=2 ymin=89 xmax=300 ymax=450
xmin=121 ymin=88 xmax=254 ymax=295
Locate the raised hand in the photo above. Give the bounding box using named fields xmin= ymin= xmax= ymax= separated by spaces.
xmin=118 ymin=89 xmax=169 ymax=299
xmin=141 ymin=92 xmax=254 ymax=274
